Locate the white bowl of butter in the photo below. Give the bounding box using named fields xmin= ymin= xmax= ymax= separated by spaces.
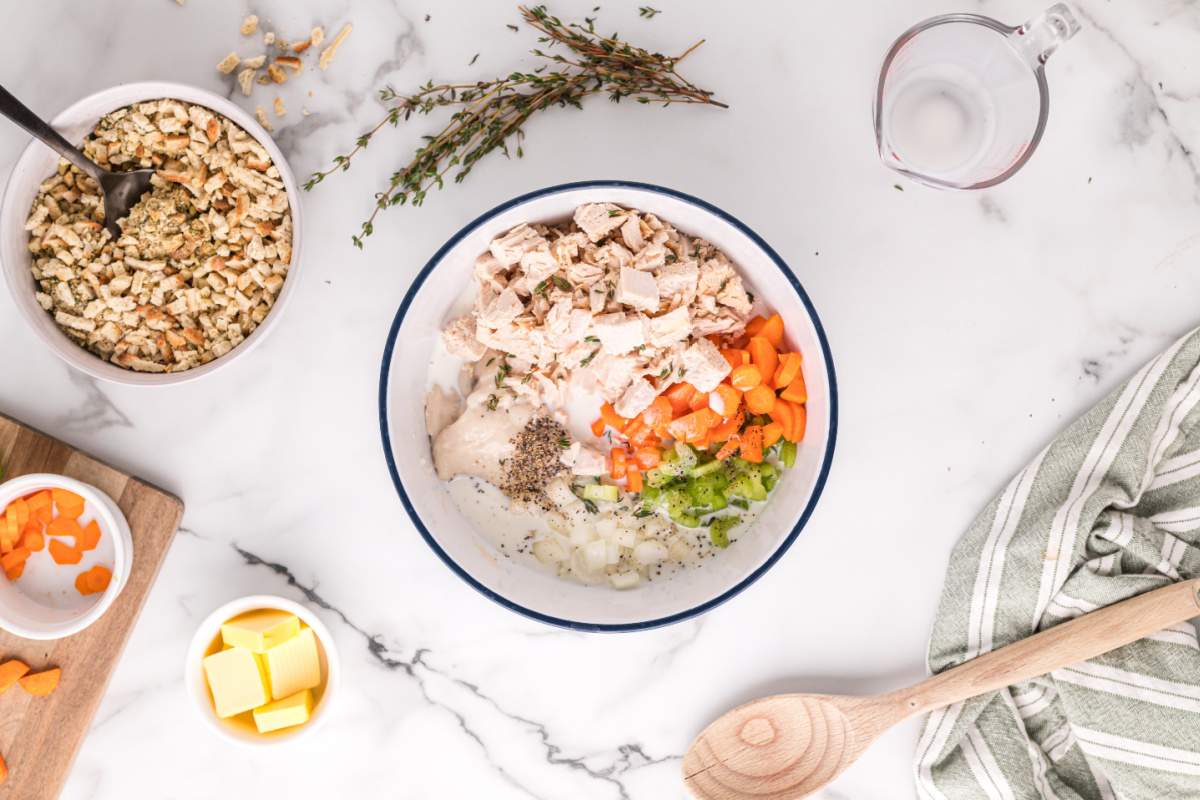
xmin=184 ymin=594 xmax=339 ymax=746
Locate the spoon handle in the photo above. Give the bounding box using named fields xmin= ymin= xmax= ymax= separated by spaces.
xmin=903 ymin=578 xmax=1200 ymax=714
xmin=0 ymin=83 xmax=103 ymax=181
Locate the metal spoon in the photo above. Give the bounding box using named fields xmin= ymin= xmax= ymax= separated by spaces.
xmin=0 ymin=84 xmax=153 ymax=238
xmin=684 ymin=578 xmax=1200 ymax=799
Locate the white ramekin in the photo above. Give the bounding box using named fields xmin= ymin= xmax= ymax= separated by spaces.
xmin=184 ymin=594 xmax=340 ymax=747
xmin=0 ymin=81 xmax=305 ymax=386
xmin=0 ymin=473 xmax=133 ymax=639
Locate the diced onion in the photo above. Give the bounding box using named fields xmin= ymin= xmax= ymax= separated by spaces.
xmin=609 ymin=571 xmax=640 ymax=589
xmin=533 ymin=538 xmax=567 ymax=564
xmin=634 ymin=540 xmax=669 ymax=566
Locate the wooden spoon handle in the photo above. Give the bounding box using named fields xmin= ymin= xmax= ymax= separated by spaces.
xmin=902 ymin=578 xmax=1200 ymax=714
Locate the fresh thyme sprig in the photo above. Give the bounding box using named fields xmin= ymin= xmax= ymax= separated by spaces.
xmin=304 ymin=4 xmax=725 ymax=248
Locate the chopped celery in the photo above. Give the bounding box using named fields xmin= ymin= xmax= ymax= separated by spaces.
xmin=781 ymin=440 xmax=797 ymax=468
xmin=690 ymin=459 xmax=725 ymax=478
xmin=763 ymin=473 xmax=777 ymax=493
xmin=709 ymin=515 xmax=740 ymax=548
xmin=641 ymin=485 xmax=662 ymax=505
xmin=689 ymin=481 xmax=728 ymax=512
xmin=673 ymin=441 xmax=698 ymax=471
xmin=725 ymin=472 xmax=766 ymax=502
xmin=581 ymin=483 xmax=619 ymax=503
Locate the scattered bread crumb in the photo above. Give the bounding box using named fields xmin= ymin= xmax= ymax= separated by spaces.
xmin=216 ymin=52 xmax=240 ymax=75
xmin=274 ymin=97 xmax=286 ymax=117
xmin=242 ymin=54 xmax=266 ymax=69
xmin=237 ymin=68 xmax=256 ymax=96
xmin=240 ymin=14 xmax=258 ymax=35
xmin=292 ymin=37 xmax=312 ymax=53
xmin=310 ymin=26 xmax=325 ymax=47
xmin=319 ymin=24 xmax=352 ymax=70
xmin=263 ymin=31 xmax=276 ymax=45
xmin=255 ymin=106 xmax=273 ymax=132
xmin=256 ymin=73 xmax=271 ymax=85
xmin=267 ymin=63 xmax=287 ymax=83
xmin=276 ymin=55 xmax=302 ymax=71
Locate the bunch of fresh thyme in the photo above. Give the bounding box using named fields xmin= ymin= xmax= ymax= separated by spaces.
xmin=304 ymin=4 xmax=725 ymax=248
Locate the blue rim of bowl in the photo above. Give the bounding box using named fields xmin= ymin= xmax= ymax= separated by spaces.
xmin=379 ymin=180 xmax=838 ymax=632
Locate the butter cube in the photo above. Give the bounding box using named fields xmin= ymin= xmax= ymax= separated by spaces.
xmin=264 ymin=627 xmax=321 ymax=700
xmin=252 ymin=689 xmax=314 ymax=733
xmin=202 ymin=647 xmax=270 ymax=718
xmin=221 ymin=609 xmax=301 ymax=653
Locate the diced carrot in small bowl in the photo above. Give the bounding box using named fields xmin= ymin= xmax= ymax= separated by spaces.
xmin=0 ymin=474 xmax=131 ymax=640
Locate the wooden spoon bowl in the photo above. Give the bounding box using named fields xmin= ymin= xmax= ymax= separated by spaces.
xmin=684 ymin=579 xmax=1200 ymax=800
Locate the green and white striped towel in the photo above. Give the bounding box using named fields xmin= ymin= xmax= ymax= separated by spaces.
xmin=916 ymin=327 xmax=1200 ymax=800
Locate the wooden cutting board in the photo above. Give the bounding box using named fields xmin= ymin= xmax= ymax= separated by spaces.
xmin=0 ymin=413 xmax=183 ymax=799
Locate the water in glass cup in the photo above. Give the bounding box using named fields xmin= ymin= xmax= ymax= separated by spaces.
xmin=874 ymin=4 xmax=1079 ymax=189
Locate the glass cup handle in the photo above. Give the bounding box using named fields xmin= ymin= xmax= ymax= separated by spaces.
xmin=1010 ymin=3 xmax=1081 ymax=65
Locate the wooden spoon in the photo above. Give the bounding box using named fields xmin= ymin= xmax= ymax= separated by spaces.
xmin=684 ymin=578 xmax=1200 ymax=799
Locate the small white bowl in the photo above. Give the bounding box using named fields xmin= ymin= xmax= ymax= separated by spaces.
xmin=0 ymin=473 xmax=133 ymax=640
xmin=381 ymin=181 xmax=838 ymax=631
xmin=184 ymin=594 xmax=340 ymax=747
xmin=0 ymin=81 xmax=305 ymax=386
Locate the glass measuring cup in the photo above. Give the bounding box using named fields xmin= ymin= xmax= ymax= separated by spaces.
xmin=873 ymin=4 xmax=1080 ymax=189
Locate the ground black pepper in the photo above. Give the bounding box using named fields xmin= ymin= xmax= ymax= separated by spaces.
xmin=501 ymin=415 xmax=570 ymax=507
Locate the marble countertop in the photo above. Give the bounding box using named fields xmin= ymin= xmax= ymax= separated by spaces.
xmin=1 ymin=0 xmax=1198 ymax=797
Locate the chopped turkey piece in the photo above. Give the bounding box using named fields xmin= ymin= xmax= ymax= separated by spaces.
xmin=478 ymin=288 xmax=524 ymax=327
xmin=616 ymin=266 xmax=659 ymax=312
xmin=442 ymin=315 xmax=488 ymax=361
xmin=656 ymin=262 xmax=699 ymax=307
xmin=632 ymin=242 xmax=666 ymax=271
xmin=572 ymin=446 xmax=607 ymax=476
xmin=590 ymin=353 xmax=638 ymax=401
xmin=520 ymin=245 xmax=560 ymax=286
xmin=574 ymin=203 xmax=627 ymax=242
xmin=615 ymin=378 xmax=658 ymax=419
xmin=698 ymin=256 xmax=737 ymax=298
xmin=474 ymin=253 xmax=507 ymax=291
xmin=717 ymin=276 xmax=753 ymax=316
xmin=645 ymin=306 xmax=692 ymax=348
xmin=592 ymin=312 xmax=645 ymax=354
xmin=560 ymin=441 xmax=581 ymax=468
xmin=620 ymin=215 xmax=644 ymax=252
xmin=681 ymin=337 xmax=731 ymax=392
xmin=490 ymin=223 xmax=547 ymax=267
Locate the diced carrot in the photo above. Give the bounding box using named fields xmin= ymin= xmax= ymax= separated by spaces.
xmin=641 ymin=396 xmax=673 ymax=427
xmin=32 ymin=504 xmax=52 ymax=525
xmin=78 ymin=520 xmax=101 ymax=551
xmin=747 ymin=336 xmax=779 ymax=384
xmin=21 ymin=528 xmax=44 ymax=553
xmin=0 ymin=660 xmax=29 ymax=694
xmin=610 ymin=448 xmax=628 ymax=480
xmin=715 ymin=437 xmax=741 ymax=461
xmin=3 ymin=509 xmax=18 ymax=550
xmin=88 ymin=568 xmax=112 ymax=594
xmin=0 ymin=548 xmax=28 ymax=573
xmin=590 ymin=418 xmax=605 ymax=437
xmin=739 ymin=425 xmax=764 ymax=463
xmin=729 ymin=364 xmax=762 ymax=391
xmin=780 ymin=371 xmax=808 ymax=404
xmin=720 ymin=348 xmax=749 ymax=371
xmin=600 ymin=402 xmax=628 ymax=431
xmin=25 ymin=490 xmax=51 ymax=514
xmin=759 ymin=313 xmax=785 ymax=348
xmin=9 ymin=499 xmax=29 ymax=529
xmin=47 ymin=516 xmax=83 ymax=539
xmin=664 ymin=382 xmax=696 ymax=416
xmin=773 ymin=352 xmax=802 ymax=390
xmin=745 ymin=316 xmax=767 ymax=336
xmin=705 ymin=334 xmax=723 ymax=347
xmin=72 ymin=566 xmax=109 ymax=595
xmin=709 ymin=384 xmax=741 ymax=419
xmin=688 ymin=391 xmax=711 ymax=413
xmin=0 ymin=751 xmax=6 ymax=785
xmin=19 ymin=668 xmax=60 ymax=697
xmin=52 ymin=488 xmax=85 ymax=519
xmin=634 ymin=447 xmax=661 ymax=469
xmin=769 ymin=400 xmax=795 ymax=440
xmin=623 ymin=417 xmax=646 ymax=442
xmin=4 ymin=562 xmax=22 ymax=581
xmin=744 ymin=384 xmax=777 ymax=415
xmin=763 ymin=421 xmax=784 ymax=447
xmin=708 ymin=410 xmax=745 ymax=443
xmin=626 ymin=464 xmax=643 ymax=493
xmin=790 ymin=403 xmax=808 ymax=442
xmin=48 ymin=538 xmax=82 ymax=565
xmin=668 ymin=408 xmax=719 ymax=443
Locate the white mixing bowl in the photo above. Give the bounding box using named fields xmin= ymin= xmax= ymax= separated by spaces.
xmin=380 ymin=181 xmax=838 ymax=632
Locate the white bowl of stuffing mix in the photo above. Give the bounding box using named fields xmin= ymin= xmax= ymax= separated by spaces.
xmin=0 ymin=82 xmax=301 ymax=384
xmin=381 ymin=181 xmax=838 ymax=631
